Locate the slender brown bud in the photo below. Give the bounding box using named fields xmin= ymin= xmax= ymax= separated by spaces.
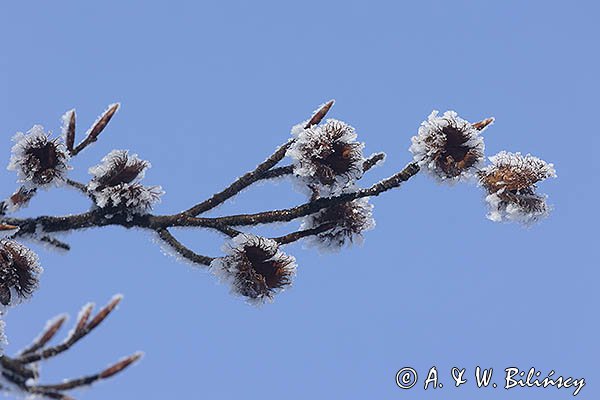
xmin=64 ymin=110 xmax=76 ymax=152
xmin=472 ymin=117 xmax=495 ymax=131
xmin=88 ymin=103 xmax=120 ymax=141
xmin=305 ymin=99 xmax=334 ymax=128
xmin=99 ymin=352 xmax=143 ymax=379
xmin=86 ymin=295 xmax=122 ymax=331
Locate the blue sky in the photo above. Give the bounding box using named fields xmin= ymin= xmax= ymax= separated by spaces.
xmin=1 ymin=1 xmax=598 ymax=399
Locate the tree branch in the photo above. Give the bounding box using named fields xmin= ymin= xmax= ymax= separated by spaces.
xmin=197 ymin=162 xmax=420 ymax=227
xmin=182 ymin=100 xmax=335 ymax=217
xmin=71 ymin=103 xmax=120 ymax=156
xmin=1 ymin=297 xmax=139 ymax=400
xmin=18 ymin=296 xmax=123 ymax=364
xmin=272 ymin=223 xmax=335 ymax=245
xmin=155 ymin=228 xmax=214 ymax=266
xmin=65 ymin=179 xmax=89 ymax=195
xmin=183 ymin=139 xmax=293 ymax=217
xmin=2 ymin=162 xmax=420 ymax=252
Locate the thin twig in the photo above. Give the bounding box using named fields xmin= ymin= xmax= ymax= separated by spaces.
xmin=362 ymin=152 xmax=386 ymax=171
xmin=258 ymin=165 xmax=294 ymax=180
xmin=272 ymin=223 xmax=335 ymax=244
xmin=1 ymin=298 xmax=139 ymax=400
xmin=29 ymin=352 xmax=142 ymax=392
xmin=20 ymin=315 xmax=68 ymax=356
xmin=155 ymin=228 xmax=213 ymax=266
xmin=71 ymin=103 xmax=120 ymax=156
xmin=65 ymin=179 xmax=89 ymax=195
xmin=192 ymin=162 xmax=420 ymax=227
xmin=183 ymin=100 xmax=335 ymax=217
xmin=39 ymin=236 xmax=71 ymax=251
xmin=183 ymin=140 xmax=294 ymax=217
xmin=3 ymin=163 xmax=420 ymax=239
xmin=19 ymin=296 xmax=123 ymax=364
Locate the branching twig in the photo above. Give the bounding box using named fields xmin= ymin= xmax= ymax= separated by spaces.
xmin=183 ymin=100 xmax=334 ymax=217
xmin=3 ymin=162 xmax=419 ymax=237
xmin=71 ymin=103 xmax=120 ymax=156
xmin=65 ymin=179 xmax=89 ymax=195
xmin=272 ymin=223 xmax=335 ymax=245
xmin=182 ymin=140 xmax=293 ymax=217
xmin=189 ymin=162 xmax=420 ymax=227
xmin=156 ymin=228 xmax=213 ymax=266
xmin=0 ymin=296 xmax=139 ymax=400
xmin=0 ymin=101 xmax=406 ymax=278
xmin=18 ymin=295 xmax=123 ymax=364
xmin=29 ymin=352 xmax=142 ymax=392
xmin=0 ymin=99 xmax=548 ymax=400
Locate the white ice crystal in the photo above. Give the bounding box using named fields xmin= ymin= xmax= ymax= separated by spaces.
xmin=485 ymin=151 xmax=556 ymax=182
xmin=479 ymin=151 xmax=556 ymax=224
xmin=484 ymin=190 xmax=550 ymax=224
xmin=211 ymin=234 xmax=297 ymax=305
xmin=0 ymin=226 xmax=19 ymax=241
xmin=0 ymin=319 xmax=6 ymax=348
xmin=410 ymin=110 xmax=486 ymax=182
xmin=7 ymin=125 xmax=70 ymax=188
xmin=60 ymin=109 xmax=75 ymax=139
xmin=300 ymin=197 xmax=375 ymax=251
xmin=88 ymin=150 xmax=163 ymax=213
xmin=287 ymin=119 xmax=365 ymax=195
xmin=290 ymin=121 xmax=308 ymax=138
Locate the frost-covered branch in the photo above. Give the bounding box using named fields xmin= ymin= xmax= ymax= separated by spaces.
xmin=272 ymin=222 xmax=336 ymax=245
xmin=0 ymin=296 xmax=140 ymax=400
xmin=0 ymin=101 xmax=556 ymax=307
xmin=0 ymin=99 xmax=556 ymax=398
xmin=70 ymin=103 xmax=119 ymax=156
xmin=183 ymin=100 xmax=335 ymax=217
xmin=155 ymin=228 xmax=214 ymax=266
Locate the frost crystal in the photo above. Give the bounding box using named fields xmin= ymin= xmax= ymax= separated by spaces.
xmin=301 ymin=197 xmax=375 ymax=251
xmin=7 ymin=125 xmax=70 ymax=188
xmin=0 ymin=240 xmax=41 ymax=307
xmin=88 ymin=150 xmax=163 ymax=213
xmin=211 ymin=234 xmax=297 ymax=305
xmin=60 ymin=109 xmax=76 ymax=137
xmin=410 ymin=110 xmax=487 ymax=182
xmin=0 ymin=320 xmax=5 ymax=348
xmin=479 ymin=151 xmax=556 ymax=224
xmin=0 ymin=225 xmax=19 ymax=240
xmin=287 ymin=119 xmax=365 ymax=195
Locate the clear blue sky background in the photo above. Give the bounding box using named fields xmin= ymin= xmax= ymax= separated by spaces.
xmin=1 ymin=1 xmax=598 ymax=399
